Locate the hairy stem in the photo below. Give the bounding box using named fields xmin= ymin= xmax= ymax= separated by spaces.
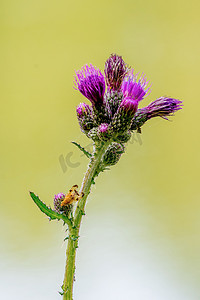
xmin=62 ymin=141 xmax=109 ymax=300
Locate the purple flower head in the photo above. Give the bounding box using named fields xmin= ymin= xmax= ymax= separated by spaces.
xmin=120 ymin=97 xmax=138 ymax=116
xmin=74 ymin=56 xmax=183 ymax=137
xmin=122 ymin=71 xmax=151 ymax=102
xmin=54 ymin=193 xmax=65 ymax=201
xmin=54 ymin=193 xmax=65 ymax=213
xmin=112 ymin=71 xmax=151 ymax=131
xmin=99 ymin=123 xmax=109 ymax=133
xmin=76 ymin=102 xmax=90 ymax=117
xmin=104 ymin=54 xmax=128 ymax=90
xmin=131 ymin=97 xmax=183 ymax=131
xmin=145 ymin=97 xmax=183 ymax=120
xmin=74 ymin=64 xmax=105 ymax=107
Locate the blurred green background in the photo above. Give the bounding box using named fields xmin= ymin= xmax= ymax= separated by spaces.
xmin=1 ymin=0 xmax=200 ymax=299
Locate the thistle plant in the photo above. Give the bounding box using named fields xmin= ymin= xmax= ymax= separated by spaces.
xmin=30 ymin=54 xmax=182 ymax=300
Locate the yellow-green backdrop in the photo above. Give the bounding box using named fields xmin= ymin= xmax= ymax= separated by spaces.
xmin=1 ymin=0 xmax=200 ymax=299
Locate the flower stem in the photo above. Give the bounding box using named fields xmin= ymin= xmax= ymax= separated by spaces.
xmin=62 ymin=141 xmax=109 ymax=300
xmin=62 ymin=228 xmax=78 ymax=300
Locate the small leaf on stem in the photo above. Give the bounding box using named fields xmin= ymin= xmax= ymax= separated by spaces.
xmin=29 ymin=192 xmax=72 ymax=227
xmin=72 ymin=141 xmax=92 ymax=158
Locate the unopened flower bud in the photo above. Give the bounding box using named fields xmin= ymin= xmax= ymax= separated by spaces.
xmin=87 ymin=127 xmax=99 ymax=142
xmin=102 ymin=143 xmax=125 ymax=166
xmin=76 ymin=103 xmax=95 ymax=133
xmin=54 ymin=193 xmax=73 ymax=215
xmin=105 ymin=54 xmax=128 ymax=90
xmin=76 ymin=102 xmax=87 ymax=117
xmin=97 ymin=123 xmax=113 ymax=141
xmin=113 ymin=130 xmax=132 ymax=143
xmin=54 ymin=193 xmax=65 ymax=213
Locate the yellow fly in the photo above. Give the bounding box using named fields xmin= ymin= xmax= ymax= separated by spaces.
xmin=61 ymin=185 xmax=84 ymax=207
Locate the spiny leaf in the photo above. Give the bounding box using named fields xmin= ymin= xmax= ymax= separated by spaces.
xmin=72 ymin=141 xmax=92 ymax=158
xmin=29 ymin=192 xmax=72 ymax=226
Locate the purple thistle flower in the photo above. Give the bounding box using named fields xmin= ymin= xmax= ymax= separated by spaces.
xmin=144 ymin=97 xmax=183 ymax=120
xmin=104 ymin=54 xmax=128 ymax=90
xmin=121 ymin=71 xmax=151 ymax=102
xmin=74 ymin=64 xmax=105 ymax=107
xmin=74 ymin=56 xmax=183 ymax=137
xmin=131 ymin=97 xmax=183 ymax=131
xmin=120 ymin=98 xmax=139 ymax=116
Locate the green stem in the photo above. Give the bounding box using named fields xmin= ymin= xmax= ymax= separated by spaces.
xmin=62 ymin=227 xmax=78 ymax=300
xmin=62 ymin=142 xmax=109 ymax=300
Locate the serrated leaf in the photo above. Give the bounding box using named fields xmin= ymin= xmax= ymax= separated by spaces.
xmin=29 ymin=192 xmax=72 ymax=227
xmin=72 ymin=141 xmax=92 ymax=158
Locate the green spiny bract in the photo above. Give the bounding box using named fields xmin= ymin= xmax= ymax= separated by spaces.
xmin=113 ymin=130 xmax=132 ymax=143
xmin=87 ymin=127 xmax=99 ymax=142
xmin=97 ymin=123 xmax=113 ymax=141
xmin=111 ymin=108 xmax=135 ymax=134
xmin=104 ymin=90 xmax=123 ymax=118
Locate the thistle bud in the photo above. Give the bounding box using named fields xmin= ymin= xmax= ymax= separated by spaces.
xmin=87 ymin=127 xmax=99 ymax=142
xmin=76 ymin=103 xmax=95 ymax=133
xmin=54 ymin=193 xmax=73 ymax=215
xmin=104 ymin=54 xmax=128 ymax=90
xmin=113 ymin=130 xmax=132 ymax=143
xmin=76 ymin=102 xmax=87 ymax=117
xmin=97 ymin=123 xmax=113 ymax=141
xmin=102 ymin=142 xmax=125 ymax=166
xmin=54 ymin=193 xmax=65 ymax=213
